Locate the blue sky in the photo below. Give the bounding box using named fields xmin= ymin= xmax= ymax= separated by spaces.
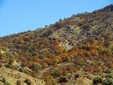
xmin=0 ymin=0 xmax=112 ymax=37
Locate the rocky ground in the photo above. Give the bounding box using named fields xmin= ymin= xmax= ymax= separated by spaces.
xmin=0 ymin=67 xmax=45 ymax=85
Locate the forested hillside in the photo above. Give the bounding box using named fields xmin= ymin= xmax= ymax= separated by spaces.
xmin=0 ymin=4 xmax=113 ymax=85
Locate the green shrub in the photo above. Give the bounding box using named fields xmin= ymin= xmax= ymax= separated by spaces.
xmin=93 ymin=77 xmax=102 ymax=84
xmin=24 ymin=79 xmax=32 ymax=85
xmin=2 ymin=77 xmax=11 ymax=85
xmin=102 ymin=78 xmax=113 ymax=85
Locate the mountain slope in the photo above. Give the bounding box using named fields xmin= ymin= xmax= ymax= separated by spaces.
xmin=0 ymin=67 xmax=45 ymax=85
xmin=98 ymin=4 xmax=113 ymax=12
xmin=0 ymin=4 xmax=113 ymax=85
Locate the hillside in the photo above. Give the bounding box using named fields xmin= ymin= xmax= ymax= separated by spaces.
xmin=0 ymin=67 xmax=45 ymax=85
xmin=0 ymin=4 xmax=113 ymax=85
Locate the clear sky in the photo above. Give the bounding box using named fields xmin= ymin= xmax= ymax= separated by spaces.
xmin=0 ymin=0 xmax=112 ymax=37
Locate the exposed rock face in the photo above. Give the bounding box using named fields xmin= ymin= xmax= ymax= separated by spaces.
xmin=48 ymin=25 xmax=81 ymax=50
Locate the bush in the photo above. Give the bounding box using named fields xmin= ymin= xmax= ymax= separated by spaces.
xmin=30 ymin=64 xmax=41 ymax=72
xmin=19 ymin=68 xmax=24 ymax=72
xmin=102 ymin=78 xmax=113 ymax=85
xmin=2 ymin=77 xmax=11 ymax=85
xmin=93 ymin=77 xmax=102 ymax=84
xmin=104 ymin=68 xmax=111 ymax=74
xmin=17 ymin=80 xmax=24 ymax=85
xmin=24 ymin=79 xmax=32 ymax=85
